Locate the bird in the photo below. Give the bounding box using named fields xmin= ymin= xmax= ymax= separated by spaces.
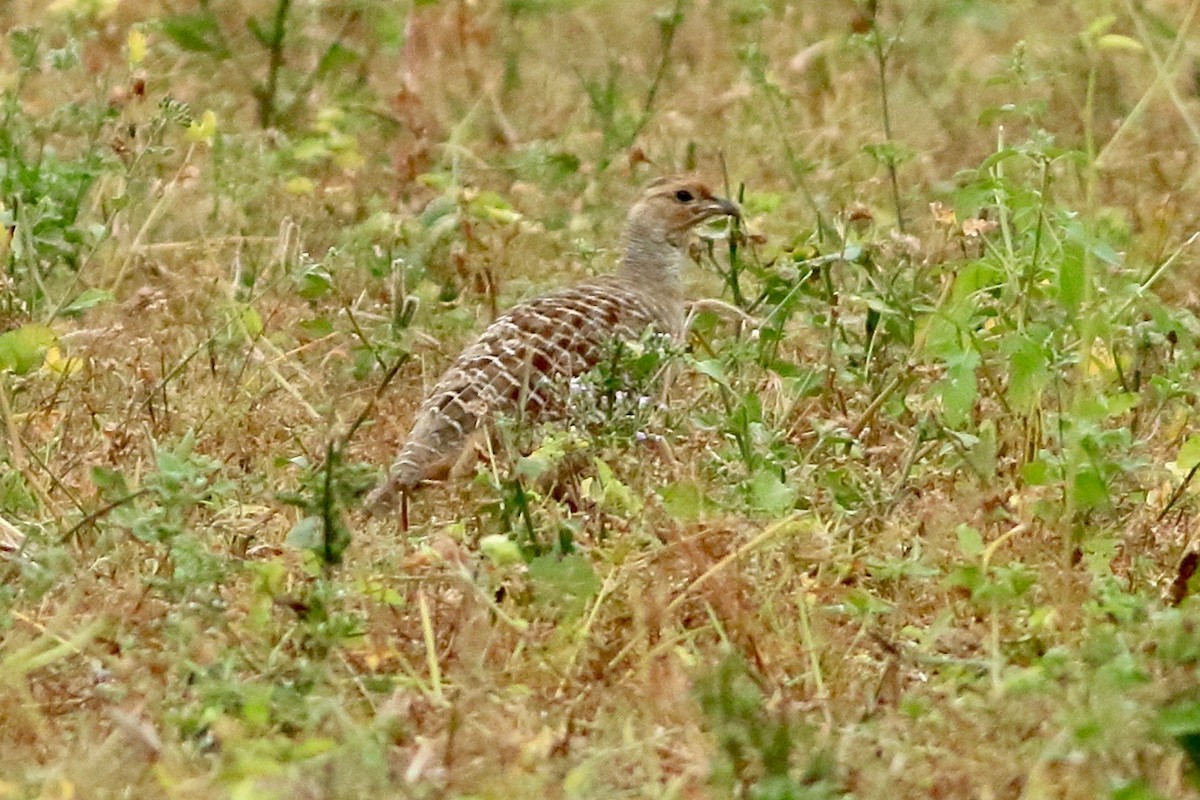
xmin=366 ymin=175 xmax=740 ymax=519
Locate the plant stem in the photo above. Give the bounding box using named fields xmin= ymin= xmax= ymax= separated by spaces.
xmin=626 ymin=0 xmax=687 ymax=147
xmin=868 ymin=3 xmax=905 ymax=232
xmin=257 ymin=0 xmax=293 ymax=128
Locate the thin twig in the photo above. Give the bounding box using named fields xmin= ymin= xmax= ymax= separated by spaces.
xmin=58 ymin=489 xmax=150 ymax=544
xmin=339 ymin=353 xmax=408 ymax=450
xmin=1159 ymin=462 xmax=1200 ymax=521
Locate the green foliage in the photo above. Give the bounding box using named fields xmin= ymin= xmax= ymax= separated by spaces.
xmin=697 ymin=653 xmax=841 ymax=799
xmin=159 ymin=1 xmax=367 ymax=129
xmin=105 ymin=431 xmax=227 ymax=544
xmin=1 ymin=28 xmax=116 ymax=311
xmin=0 ymin=323 xmax=56 ymax=373
xmin=68 ymin=432 xmax=236 ymax=602
xmin=528 ymin=552 xmax=600 ymax=619
xmin=279 ymin=447 xmax=376 ymax=568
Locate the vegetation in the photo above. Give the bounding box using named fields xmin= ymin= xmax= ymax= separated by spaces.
xmin=4 ymin=0 xmax=1200 ymax=797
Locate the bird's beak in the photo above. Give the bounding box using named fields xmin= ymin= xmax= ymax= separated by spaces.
xmin=702 ymin=196 xmax=741 ymax=220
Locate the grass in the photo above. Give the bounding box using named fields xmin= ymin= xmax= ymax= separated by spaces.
xmin=5 ymin=0 xmax=1200 ymax=797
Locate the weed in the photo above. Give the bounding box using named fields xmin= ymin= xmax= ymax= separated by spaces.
xmin=6 ymin=2 xmax=1200 ymax=798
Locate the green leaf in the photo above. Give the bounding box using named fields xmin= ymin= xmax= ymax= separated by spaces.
xmin=821 ymin=467 xmax=864 ymax=509
xmin=1072 ymin=469 xmax=1109 ymax=510
xmin=1006 ymin=328 xmax=1049 ymax=410
xmin=480 ymin=534 xmax=524 ymax=566
xmin=160 ymin=12 xmax=230 ymax=56
xmin=1058 ymin=240 xmax=1087 ymax=311
xmin=516 ymin=453 xmax=552 ymax=481
xmin=977 ymin=147 xmax=1021 ymax=173
xmin=295 ymin=263 xmax=333 ymax=300
xmin=945 ymin=564 xmax=984 ymax=594
xmin=1110 ymin=780 xmax=1168 ymax=800
xmin=0 ymin=324 xmax=57 ymax=374
xmin=935 ymin=348 xmax=979 ymax=428
xmin=292 ymin=737 xmax=338 ymax=759
xmin=956 ymin=524 xmax=985 ymax=559
xmin=748 ymin=469 xmax=797 ymax=516
xmin=1179 ymin=436 xmax=1200 ymax=471
xmin=589 ymin=458 xmax=643 ymax=515
xmin=292 ymin=138 xmax=329 ymax=162
xmin=517 ymin=434 xmax=570 ymax=482
xmin=316 ymin=42 xmax=359 ymax=77
xmin=298 ymin=316 xmax=333 ymax=338
xmin=528 ymin=554 xmax=600 ymax=616
xmin=1159 ymin=699 xmax=1200 ymax=771
xmin=1104 ymin=392 xmax=1140 ymax=417
xmin=90 ymin=466 xmax=130 ymax=501
xmin=742 ymin=191 xmax=784 ymax=215
xmin=468 ymin=191 xmax=521 ymax=224
xmin=659 ymin=480 xmax=709 ymax=521
xmin=845 ymin=588 xmax=893 ymax=616
xmin=285 ymin=516 xmax=323 ymax=550
xmin=966 ymin=419 xmax=998 ymax=480
xmin=692 ymin=358 xmax=730 ymax=388
xmin=1022 ymin=457 xmax=1051 ymax=485
xmin=61 ymin=288 xmax=114 ymax=317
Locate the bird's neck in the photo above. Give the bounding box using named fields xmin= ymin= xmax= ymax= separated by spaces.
xmin=617 ymin=229 xmax=687 ymax=288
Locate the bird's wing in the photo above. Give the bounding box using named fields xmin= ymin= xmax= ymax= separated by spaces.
xmin=381 ymin=278 xmax=666 ymax=493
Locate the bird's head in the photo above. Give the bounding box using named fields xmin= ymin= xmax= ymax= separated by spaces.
xmin=628 ymin=176 xmax=739 ymax=245
xmin=623 ymin=176 xmax=741 ymax=252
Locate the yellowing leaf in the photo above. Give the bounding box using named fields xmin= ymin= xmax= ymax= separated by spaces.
xmin=186 ymin=109 xmax=217 ymax=145
xmin=284 ymin=176 xmax=316 ymax=195
xmin=315 ymin=108 xmax=344 ymax=133
xmin=45 ymin=346 xmax=83 ymax=376
xmin=1096 ymin=34 xmax=1143 ymax=53
xmin=480 ymin=534 xmax=523 ymax=567
xmin=50 ymin=0 xmax=117 ymax=17
xmin=127 ymin=28 xmax=146 ymax=66
xmin=333 ymin=149 xmax=365 ymax=171
xmin=1084 ymin=14 xmax=1117 ymax=38
xmin=291 ymin=138 xmax=328 ymax=162
xmin=239 ymin=304 xmax=263 ymax=338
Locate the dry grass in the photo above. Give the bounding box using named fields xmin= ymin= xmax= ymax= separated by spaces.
xmin=5 ymin=1 xmax=1200 ymax=798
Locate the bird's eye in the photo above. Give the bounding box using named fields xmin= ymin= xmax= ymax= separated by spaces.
xmin=674 ymin=189 xmax=694 ymax=202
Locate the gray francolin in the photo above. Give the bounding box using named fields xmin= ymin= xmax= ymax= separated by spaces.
xmin=366 ymin=175 xmax=739 ymax=515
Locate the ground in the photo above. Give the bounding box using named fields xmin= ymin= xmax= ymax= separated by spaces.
xmin=4 ymin=1 xmax=1200 ymax=798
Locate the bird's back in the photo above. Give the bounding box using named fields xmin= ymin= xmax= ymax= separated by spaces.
xmin=375 ymin=273 xmax=681 ymax=496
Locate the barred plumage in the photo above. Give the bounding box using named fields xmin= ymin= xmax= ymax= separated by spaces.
xmin=367 ymin=176 xmax=739 ymax=513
